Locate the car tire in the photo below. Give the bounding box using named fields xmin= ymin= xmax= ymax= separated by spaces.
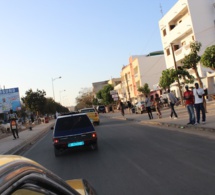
xmin=54 ymin=148 xmax=61 ymax=157
xmin=141 ymin=111 xmax=143 ymax=114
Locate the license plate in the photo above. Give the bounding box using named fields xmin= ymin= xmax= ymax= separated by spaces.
xmin=68 ymin=141 xmax=84 ymax=147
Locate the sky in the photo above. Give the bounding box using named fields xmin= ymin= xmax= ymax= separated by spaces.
xmin=0 ymin=0 xmax=177 ymax=106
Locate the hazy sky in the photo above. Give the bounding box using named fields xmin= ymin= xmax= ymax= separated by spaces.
xmin=0 ymin=0 xmax=177 ymax=106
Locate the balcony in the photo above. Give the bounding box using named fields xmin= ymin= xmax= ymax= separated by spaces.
xmin=174 ymin=44 xmax=191 ymax=62
xmin=162 ymin=16 xmax=193 ymax=47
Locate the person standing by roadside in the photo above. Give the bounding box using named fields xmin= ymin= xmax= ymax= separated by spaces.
xmin=127 ymin=101 xmax=132 ymax=113
xmin=8 ymin=109 xmax=19 ymax=140
xmin=119 ymin=101 xmax=125 ymax=116
xmin=145 ymin=95 xmax=153 ymax=119
xmin=184 ymin=85 xmax=195 ymax=125
xmin=154 ymin=93 xmax=162 ymax=118
xmin=193 ymin=82 xmax=206 ymax=124
xmin=167 ymin=89 xmax=178 ymax=119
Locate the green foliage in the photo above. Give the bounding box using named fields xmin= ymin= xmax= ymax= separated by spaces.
xmin=159 ymin=69 xmax=175 ymax=90
xmin=138 ymin=83 xmax=150 ymax=96
xmin=21 ymin=89 xmax=46 ymax=115
xmin=21 ymin=89 xmax=69 ymax=115
xmin=181 ymin=41 xmax=203 ymax=87
xmin=176 ymin=67 xmax=195 ymax=84
xmin=201 ymin=45 xmax=215 ymax=70
xmin=159 ymin=68 xmax=194 ymax=90
xmin=182 ymin=41 xmax=201 ymax=69
xmin=100 ymin=84 xmax=114 ymax=105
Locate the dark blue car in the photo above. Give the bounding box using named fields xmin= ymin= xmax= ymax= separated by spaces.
xmin=53 ymin=113 xmax=98 ymax=157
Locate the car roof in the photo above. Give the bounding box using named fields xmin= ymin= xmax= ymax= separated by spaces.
xmin=57 ymin=113 xmax=85 ymax=119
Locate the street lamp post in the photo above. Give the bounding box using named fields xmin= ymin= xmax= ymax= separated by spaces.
xmin=59 ymin=90 xmax=66 ymax=104
xmin=52 ymin=76 xmax=62 ymax=101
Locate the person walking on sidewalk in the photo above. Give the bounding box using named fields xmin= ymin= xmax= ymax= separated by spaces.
xmin=145 ymin=95 xmax=153 ymax=119
xmin=8 ymin=109 xmax=19 ymax=140
xmin=184 ymin=85 xmax=195 ymax=125
xmin=154 ymin=93 xmax=162 ymax=118
xmin=167 ymin=89 xmax=178 ymax=119
xmin=193 ymin=82 xmax=206 ymax=124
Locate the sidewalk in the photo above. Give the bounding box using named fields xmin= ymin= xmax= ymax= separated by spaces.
xmin=103 ymin=101 xmax=215 ymax=132
xmin=0 ymin=120 xmax=55 ymax=155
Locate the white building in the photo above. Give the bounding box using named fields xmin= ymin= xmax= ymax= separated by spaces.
xmin=119 ymin=52 xmax=166 ymax=103
xmin=159 ymin=0 xmax=215 ymax=97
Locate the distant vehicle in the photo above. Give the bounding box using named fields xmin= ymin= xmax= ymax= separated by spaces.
xmin=80 ymin=108 xmax=100 ymax=125
xmin=134 ymin=101 xmax=146 ymax=114
xmin=0 ymin=155 xmax=97 ymax=195
xmin=96 ymin=105 xmax=106 ymax=113
xmin=52 ymin=113 xmax=98 ymax=157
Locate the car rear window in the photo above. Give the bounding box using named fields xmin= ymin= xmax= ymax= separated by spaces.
xmin=55 ymin=115 xmax=92 ymax=132
xmin=80 ymin=109 xmax=95 ymax=113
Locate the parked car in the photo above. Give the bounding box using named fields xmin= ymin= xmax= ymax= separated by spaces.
xmin=52 ymin=113 xmax=98 ymax=157
xmin=134 ymin=101 xmax=146 ymax=114
xmin=96 ymin=105 xmax=106 ymax=113
xmin=80 ymin=108 xmax=100 ymax=125
xmin=0 ymin=155 xmax=97 ymax=195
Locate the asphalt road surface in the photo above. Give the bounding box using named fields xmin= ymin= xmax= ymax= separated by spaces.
xmin=23 ymin=116 xmax=215 ymax=195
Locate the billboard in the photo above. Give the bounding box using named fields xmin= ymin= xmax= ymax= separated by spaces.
xmin=0 ymin=88 xmax=21 ymax=113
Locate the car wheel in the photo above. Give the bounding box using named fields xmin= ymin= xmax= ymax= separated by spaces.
xmin=141 ymin=111 xmax=143 ymax=114
xmin=90 ymin=143 xmax=98 ymax=150
xmin=54 ymin=148 xmax=61 ymax=157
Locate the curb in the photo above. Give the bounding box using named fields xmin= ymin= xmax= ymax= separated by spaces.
xmin=4 ymin=122 xmax=54 ymax=155
xmin=104 ymin=115 xmax=215 ymax=133
xmin=139 ymin=120 xmax=215 ymax=133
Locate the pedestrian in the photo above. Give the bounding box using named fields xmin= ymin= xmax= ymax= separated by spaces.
xmin=193 ymin=82 xmax=206 ymax=124
xmin=145 ymin=95 xmax=153 ymax=119
xmin=167 ymin=89 xmax=178 ymax=119
xmin=119 ymin=101 xmax=125 ymax=116
xmin=183 ymin=85 xmax=195 ymax=125
xmin=154 ymin=93 xmax=162 ymax=118
xmin=8 ymin=109 xmax=19 ymax=140
xmin=127 ymin=101 xmax=132 ymax=113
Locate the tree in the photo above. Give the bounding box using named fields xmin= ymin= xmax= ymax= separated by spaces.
xmin=201 ymin=45 xmax=215 ymax=71
xmin=21 ymin=89 xmax=47 ymax=115
xmin=75 ymin=88 xmax=94 ymax=110
xmin=96 ymin=84 xmax=114 ymax=105
xmin=181 ymin=41 xmax=203 ymax=87
xmin=138 ymin=83 xmax=150 ymax=96
xmin=159 ymin=69 xmax=175 ymax=90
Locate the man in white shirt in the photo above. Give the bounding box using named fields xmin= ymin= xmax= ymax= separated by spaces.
xmin=193 ymin=82 xmax=206 ymax=124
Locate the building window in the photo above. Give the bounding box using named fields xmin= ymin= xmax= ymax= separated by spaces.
xmin=169 ymin=25 xmax=176 ymax=30
xmin=166 ymin=48 xmax=170 ymax=56
xmin=173 ymin=45 xmax=179 ymax=51
xmin=163 ymin=29 xmax=166 ymax=36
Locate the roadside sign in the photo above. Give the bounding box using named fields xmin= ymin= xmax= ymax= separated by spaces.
xmin=112 ymin=94 xmax=118 ymax=98
xmin=110 ymin=90 xmax=117 ymax=95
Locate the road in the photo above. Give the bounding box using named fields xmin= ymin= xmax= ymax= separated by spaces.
xmin=23 ymin=116 xmax=215 ymax=195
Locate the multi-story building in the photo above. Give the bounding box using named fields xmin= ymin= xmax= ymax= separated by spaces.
xmin=119 ymin=52 xmax=166 ymax=103
xmin=159 ymin=0 xmax=215 ymax=97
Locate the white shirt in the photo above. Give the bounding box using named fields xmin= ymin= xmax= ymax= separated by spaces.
xmin=193 ymin=88 xmax=204 ymax=104
xmin=145 ymin=97 xmax=151 ymax=107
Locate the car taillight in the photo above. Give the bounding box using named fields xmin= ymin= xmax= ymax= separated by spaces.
xmin=92 ymin=133 xmax=97 ymax=138
xmin=53 ymin=138 xmax=59 ymax=143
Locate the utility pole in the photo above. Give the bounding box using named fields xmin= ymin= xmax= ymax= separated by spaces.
xmin=170 ymin=43 xmax=184 ymax=105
